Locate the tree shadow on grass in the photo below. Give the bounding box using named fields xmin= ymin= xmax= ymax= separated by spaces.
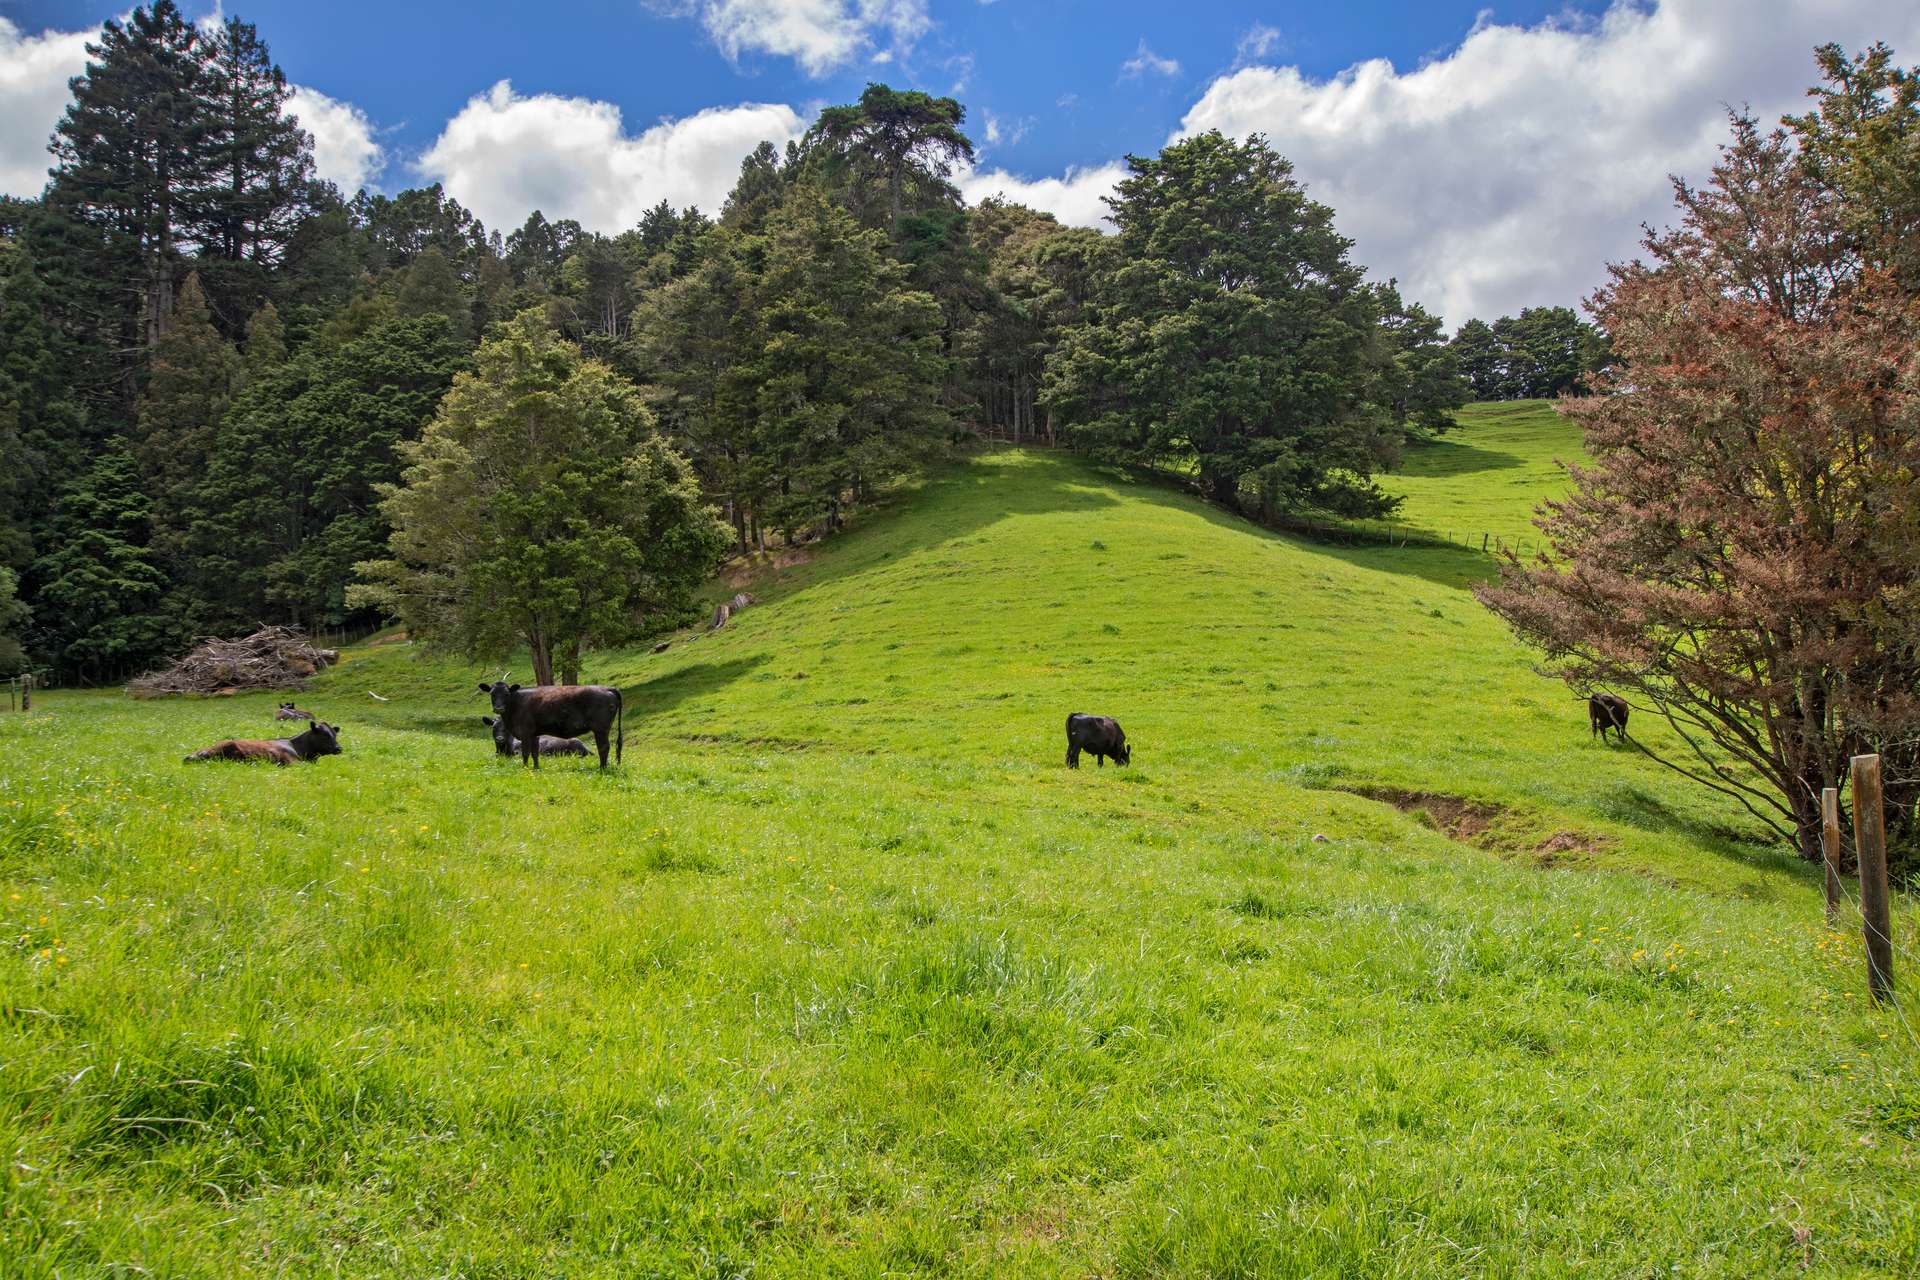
xmin=1387 ymin=437 xmax=1527 ymax=481
xmin=616 ymin=656 xmax=770 ymax=722
xmin=403 ymin=658 xmax=769 ymax=744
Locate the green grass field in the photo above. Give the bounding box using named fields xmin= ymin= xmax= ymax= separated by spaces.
xmin=1381 ymin=399 xmax=1584 ymax=550
xmin=4 ymin=411 xmax=1918 ymax=1276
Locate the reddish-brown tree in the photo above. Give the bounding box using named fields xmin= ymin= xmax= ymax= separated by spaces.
xmin=1477 ymin=108 xmax=1920 ymax=867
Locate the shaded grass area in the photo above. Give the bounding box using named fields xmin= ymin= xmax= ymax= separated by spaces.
xmin=3 ymin=443 xmax=1916 ymax=1276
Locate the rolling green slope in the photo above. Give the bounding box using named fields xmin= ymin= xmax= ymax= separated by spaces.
xmin=1383 ymin=398 xmax=1584 ymax=548
xmin=3 ymin=444 xmax=1915 ymax=1276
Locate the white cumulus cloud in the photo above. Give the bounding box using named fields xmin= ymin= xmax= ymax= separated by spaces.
xmin=1176 ymin=0 xmax=1920 ymax=323
xmin=417 ymin=80 xmax=807 ymax=233
xmin=287 ymin=85 xmax=385 ymax=193
xmin=1 ymin=17 xmax=384 ymax=200
xmin=653 ymin=0 xmax=930 ymax=77
xmin=957 ymin=161 xmax=1127 ymax=229
xmin=0 ymin=18 xmax=91 ymax=199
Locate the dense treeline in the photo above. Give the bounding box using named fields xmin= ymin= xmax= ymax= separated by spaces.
xmin=1447 ymin=306 xmax=1610 ymax=400
xmin=0 ymin=3 xmax=1474 ymax=684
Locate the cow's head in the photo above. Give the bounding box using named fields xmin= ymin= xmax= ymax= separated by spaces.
xmin=480 ymin=714 xmax=515 ymax=756
xmin=478 ymin=680 xmax=522 ymax=715
xmin=299 ymin=721 xmax=342 ymax=758
xmin=1116 ymin=741 xmax=1132 ymax=766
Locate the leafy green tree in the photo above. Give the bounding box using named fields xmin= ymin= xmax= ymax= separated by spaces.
xmin=351 ymin=184 xmax=490 ymax=274
xmin=633 ymin=229 xmax=766 ymax=549
xmin=1788 ymin=42 xmax=1920 ymax=288
xmin=29 ymin=444 xmax=172 ymax=683
xmin=0 ymin=567 xmax=28 ymax=676
xmin=1045 ymin=131 xmax=1389 ymax=514
xmin=722 ymin=141 xmax=790 ymax=229
xmin=1364 ymin=282 xmax=1467 ymax=439
xmin=1449 ymin=318 xmax=1504 ymax=399
xmin=750 ymin=190 xmax=950 ymax=531
xmin=805 ymin=83 xmax=975 ymax=230
xmin=240 ymin=298 xmax=287 ymax=381
xmin=504 ymin=210 xmax=582 ymax=285
xmin=392 ymin=245 xmax=473 ymax=342
xmin=136 ymin=272 xmax=238 ymax=571
xmin=963 ymin=199 xmax=1106 ymax=442
xmin=354 ymin=311 xmax=728 ymax=684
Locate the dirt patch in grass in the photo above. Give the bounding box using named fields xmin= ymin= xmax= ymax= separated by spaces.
xmin=1352 ymin=786 xmax=1505 ymax=843
xmin=1343 ymin=786 xmax=1614 ymax=867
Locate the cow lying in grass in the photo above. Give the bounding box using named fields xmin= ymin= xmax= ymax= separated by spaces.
xmin=275 ymin=701 xmax=316 ymax=721
xmin=186 ymin=720 xmax=341 ymax=765
xmin=1066 ymin=713 xmax=1131 ymax=768
xmin=479 ymin=680 xmax=623 ymax=769
xmin=481 ymin=715 xmax=589 ymax=760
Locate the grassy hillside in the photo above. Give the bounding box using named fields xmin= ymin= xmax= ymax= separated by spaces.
xmin=4 ymin=439 xmax=1917 ymax=1276
xmin=1382 ymin=399 xmax=1583 ymax=549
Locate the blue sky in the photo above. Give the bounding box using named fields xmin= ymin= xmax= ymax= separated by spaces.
xmin=4 ymin=1 xmax=1917 ymax=321
xmin=7 ymin=1 xmax=1611 ymax=181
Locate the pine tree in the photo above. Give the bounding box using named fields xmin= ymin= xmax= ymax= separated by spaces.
xmin=240 ymin=298 xmax=287 ymax=380
xmin=188 ymin=15 xmax=319 ymax=324
xmin=135 ymin=271 xmax=238 ymax=575
xmin=806 ymin=84 xmax=975 ymax=231
xmin=0 ymin=567 xmax=28 ymax=676
xmin=0 ymin=225 xmax=89 ymax=572
xmin=185 ymin=312 xmax=467 ymax=632
xmin=29 ymin=444 xmax=173 ymax=684
xmin=49 ymin=1 xmax=208 ymax=353
xmin=1045 ymin=131 xmax=1386 ymax=514
xmin=392 ymin=246 xmax=473 ymax=342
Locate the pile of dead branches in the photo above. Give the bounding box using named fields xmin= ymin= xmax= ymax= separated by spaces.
xmin=127 ymin=626 xmax=340 ymax=697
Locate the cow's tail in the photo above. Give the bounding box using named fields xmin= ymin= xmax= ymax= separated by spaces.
xmin=615 ymin=688 xmax=625 ymax=765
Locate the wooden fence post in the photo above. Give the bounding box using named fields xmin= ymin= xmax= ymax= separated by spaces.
xmin=1850 ymin=753 xmax=1893 ymax=1002
xmin=19 ymin=673 xmax=29 ymax=712
xmin=1821 ymin=786 xmax=1843 ymax=926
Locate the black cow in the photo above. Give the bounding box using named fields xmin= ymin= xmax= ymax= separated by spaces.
xmin=1589 ymin=693 xmax=1630 ymax=743
xmin=187 ymin=720 xmax=341 ymax=765
xmin=480 ymin=715 xmax=590 ymax=760
xmin=275 ymin=701 xmax=316 ymax=721
xmin=479 ymin=681 xmax=623 ymax=769
xmin=1066 ymin=712 xmax=1131 ymax=768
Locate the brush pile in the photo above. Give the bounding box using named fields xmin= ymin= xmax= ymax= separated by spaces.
xmin=127 ymin=626 xmax=340 ymax=697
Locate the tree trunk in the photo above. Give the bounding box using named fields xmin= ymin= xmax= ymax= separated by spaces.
xmin=529 ymin=631 xmax=555 ymax=686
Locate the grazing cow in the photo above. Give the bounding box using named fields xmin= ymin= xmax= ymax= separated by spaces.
xmin=1589 ymin=693 xmax=1630 ymax=743
xmin=275 ymin=701 xmax=316 ymax=721
xmin=480 ymin=715 xmax=590 ymax=760
xmin=1066 ymin=712 xmax=1131 ymax=769
xmin=187 ymin=720 xmax=341 ymax=765
xmin=479 ymin=681 xmax=623 ymax=769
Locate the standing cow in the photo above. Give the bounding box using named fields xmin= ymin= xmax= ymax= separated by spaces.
xmin=479 ymin=681 xmax=623 ymax=769
xmin=1066 ymin=713 xmax=1131 ymax=768
xmin=480 ymin=715 xmax=590 ymax=760
xmin=1589 ymin=693 xmax=1630 ymax=744
xmin=187 ymin=720 xmax=342 ymax=765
